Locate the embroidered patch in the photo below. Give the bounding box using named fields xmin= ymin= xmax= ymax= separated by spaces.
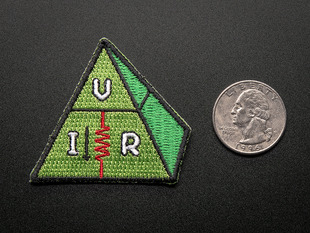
xmin=30 ymin=38 xmax=191 ymax=184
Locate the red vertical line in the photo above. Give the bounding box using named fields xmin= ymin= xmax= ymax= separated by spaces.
xmin=101 ymin=111 xmax=105 ymax=128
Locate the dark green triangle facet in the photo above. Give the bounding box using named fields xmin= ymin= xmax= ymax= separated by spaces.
xmin=111 ymin=51 xmax=148 ymax=108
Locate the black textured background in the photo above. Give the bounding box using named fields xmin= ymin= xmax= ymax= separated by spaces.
xmin=1 ymin=1 xmax=310 ymax=232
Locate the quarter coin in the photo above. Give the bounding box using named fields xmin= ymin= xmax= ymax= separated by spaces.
xmin=213 ymin=80 xmax=286 ymax=155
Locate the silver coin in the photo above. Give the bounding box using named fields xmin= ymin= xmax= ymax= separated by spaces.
xmin=213 ymin=80 xmax=286 ymax=155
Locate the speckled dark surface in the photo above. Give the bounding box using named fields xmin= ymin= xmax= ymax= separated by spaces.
xmin=1 ymin=1 xmax=310 ymax=232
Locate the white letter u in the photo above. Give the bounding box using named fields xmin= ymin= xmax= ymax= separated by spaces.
xmin=92 ymin=78 xmax=112 ymax=101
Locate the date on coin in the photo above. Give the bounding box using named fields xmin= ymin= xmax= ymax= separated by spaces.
xmin=213 ymin=80 xmax=286 ymax=155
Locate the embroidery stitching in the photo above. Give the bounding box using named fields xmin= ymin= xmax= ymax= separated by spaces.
xmin=67 ymin=131 xmax=79 ymax=156
xmin=121 ymin=131 xmax=141 ymax=156
xmin=94 ymin=111 xmax=110 ymax=178
xmin=30 ymin=38 xmax=191 ymax=184
xmin=92 ymin=78 xmax=112 ymax=101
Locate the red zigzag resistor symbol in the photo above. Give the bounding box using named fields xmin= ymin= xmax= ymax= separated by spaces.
xmin=94 ymin=111 xmax=110 ymax=178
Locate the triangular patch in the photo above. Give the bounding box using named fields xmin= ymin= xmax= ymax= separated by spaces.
xmin=30 ymin=38 xmax=191 ymax=184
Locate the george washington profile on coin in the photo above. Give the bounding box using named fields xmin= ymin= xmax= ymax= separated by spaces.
xmin=213 ymin=80 xmax=286 ymax=155
xmin=231 ymin=89 xmax=273 ymax=145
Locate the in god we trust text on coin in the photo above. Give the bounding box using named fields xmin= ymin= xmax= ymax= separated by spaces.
xmin=213 ymin=80 xmax=286 ymax=155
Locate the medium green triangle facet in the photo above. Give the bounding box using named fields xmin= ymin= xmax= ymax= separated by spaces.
xmin=110 ymin=49 xmax=186 ymax=175
xmin=141 ymin=94 xmax=185 ymax=175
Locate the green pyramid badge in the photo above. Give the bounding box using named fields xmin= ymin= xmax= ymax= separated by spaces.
xmin=30 ymin=38 xmax=191 ymax=184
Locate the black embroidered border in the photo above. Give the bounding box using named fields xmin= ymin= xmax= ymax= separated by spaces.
xmin=30 ymin=38 xmax=191 ymax=185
